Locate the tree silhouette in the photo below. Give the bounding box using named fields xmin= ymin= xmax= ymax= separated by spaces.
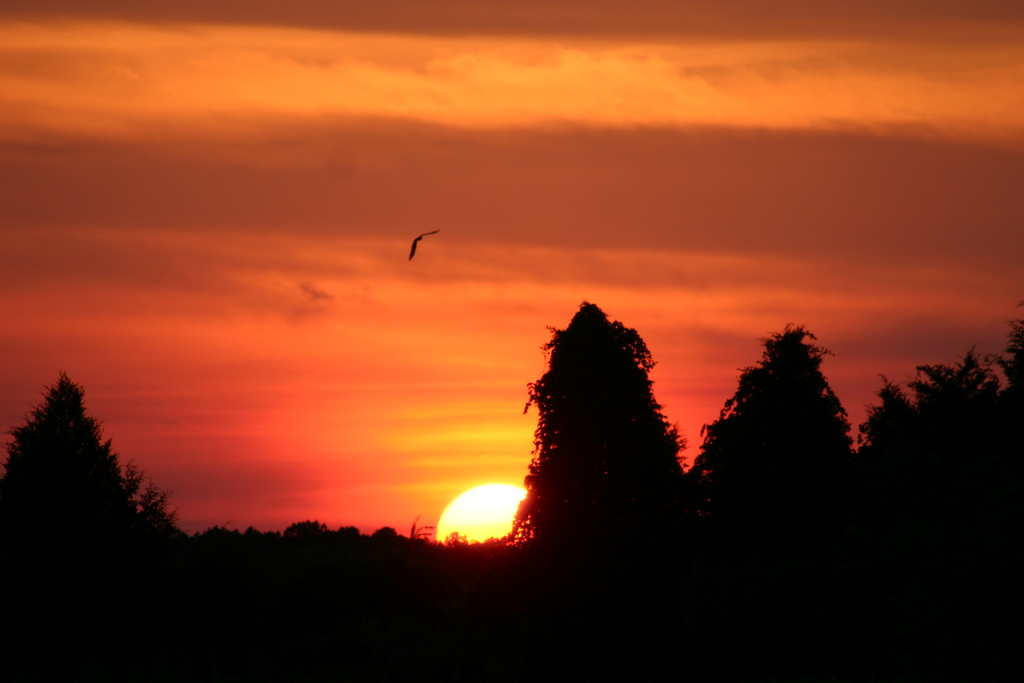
xmin=997 ymin=308 xmax=1024 ymax=392
xmin=510 ymin=302 xmax=684 ymax=548
xmin=283 ymin=519 xmax=330 ymax=539
xmin=848 ymin=317 xmax=1024 ymax=683
xmin=996 ymin=314 xmax=1024 ymax=472
xmin=859 ymin=313 xmax=1024 ymax=479
xmin=688 ymin=326 xmax=852 ymax=557
xmin=0 ymin=373 xmax=177 ymax=549
xmin=856 ymin=334 xmax=1020 ymax=525
xmin=0 ymin=374 xmax=180 ymax=679
xmin=860 ymin=349 xmax=1000 ymax=467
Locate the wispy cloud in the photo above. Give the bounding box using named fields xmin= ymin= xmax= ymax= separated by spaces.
xmin=2 ymin=22 xmax=1023 ymax=145
xmin=300 ymin=283 xmax=335 ymax=303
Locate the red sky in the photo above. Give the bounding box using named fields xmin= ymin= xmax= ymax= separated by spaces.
xmin=2 ymin=2 xmax=1022 ymax=534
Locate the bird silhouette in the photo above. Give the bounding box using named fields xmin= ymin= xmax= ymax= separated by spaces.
xmin=409 ymin=230 xmax=440 ymax=260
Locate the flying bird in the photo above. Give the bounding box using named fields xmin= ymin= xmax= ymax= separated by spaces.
xmin=408 ymin=230 xmax=440 ymax=260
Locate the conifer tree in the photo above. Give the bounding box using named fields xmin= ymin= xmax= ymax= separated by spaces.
xmin=1 ymin=374 xmax=179 ymax=678
xmin=689 ymin=326 xmax=852 ymax=557
xmin=0 ymin=373 xmax=177 ymax=550
xmin=510 ymin=302 xmax=684 ymax=548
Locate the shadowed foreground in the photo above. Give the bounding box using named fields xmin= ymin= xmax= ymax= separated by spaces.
xmin=1 ymin=304 xmax=1022 ymax=682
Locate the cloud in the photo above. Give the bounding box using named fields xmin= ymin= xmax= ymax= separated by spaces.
xmin=3 ymin=123 xmax=1022 ymax=270
xmin=3 ymin=1 xmax=1023 ymax=40
xmin=2 ymin=22 xmax=1023 ymax=144
xmin=300 ymin=283 xmax=335 ymax=303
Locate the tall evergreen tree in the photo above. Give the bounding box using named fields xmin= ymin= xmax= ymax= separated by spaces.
xmin=510 ymin=302 xmax=684 ymax=548
xmin=688 ymin=326 xmax=852 ymax=557
xmin=0 ymin=373 xmax=177 ymax=549
xmin=1 ymin=374 xmax=179 ymax=677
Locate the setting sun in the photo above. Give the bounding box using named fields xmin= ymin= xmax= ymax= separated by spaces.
xmin=435 ymin=484 xmax=527 ymax=543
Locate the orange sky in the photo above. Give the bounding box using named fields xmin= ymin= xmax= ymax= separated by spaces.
xmin=2 ymin=2 xmax=1023 ymax=534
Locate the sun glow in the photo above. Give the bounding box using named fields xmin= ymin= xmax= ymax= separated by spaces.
xmin=435 ymin=484 xmax=527 ymax=543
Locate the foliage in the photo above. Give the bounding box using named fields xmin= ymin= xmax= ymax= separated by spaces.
xmin=996 ymin=312 xmax=1024 ymax=469
xmin=688 ymin=325 xmax=852 ymax=557
xmin=847 ymin=319 xmax=1024 ymax=683
xmin=511 ymin=302 xmax=684 ymax=548
xmin=995 ymin=304 xmax=1024 ymax=393
xmin=284 ymin=519 xmax=330 ymax=539
xmin=409 ymin=514 xmax=435 ymax=541
xmin=0 ymin=374 xmax=181 ymax=680
xmin=855 ymin=318 xmax=1024 ymax=522
xmin=859 ymin=349 xmax=1001 ymax=465
xmin=0 ymin=372 xmax=178 ymax=548
xmin=444 ymin=530 xmax=469 ymax=546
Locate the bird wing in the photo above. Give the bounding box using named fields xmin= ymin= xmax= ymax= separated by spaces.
xmin=408 ymin=230 xmax=440 ymax=260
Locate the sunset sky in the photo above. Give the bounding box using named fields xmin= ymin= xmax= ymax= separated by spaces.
xmin=2 ymin=1 xmax=1022 ymax=534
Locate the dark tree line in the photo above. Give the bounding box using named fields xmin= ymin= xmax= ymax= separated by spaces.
xmin=2 ymin=304 xmax=1022 ymax=682
xmin=508 ymin=301 xmax=1023 ymax=681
